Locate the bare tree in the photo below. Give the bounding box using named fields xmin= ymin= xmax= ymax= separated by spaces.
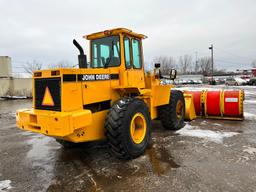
xmin=23 ymin=60 xmax=42 ymax=75
xmin=252 ymin=60 xmax=256 ymax=68
xmin=194 ymin=60 xmax=200 ymax=74
xmin=179 ymin=55 xmax=192 ymax=74
xmin=199 ymin=57 xmax=211 ymax=75
xmin=48 ymin=60 xmax=74 ymax=69
xmin=153 ymin=56 xmax=176 ymax=75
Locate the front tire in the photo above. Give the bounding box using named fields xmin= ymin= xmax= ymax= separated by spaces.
xmin=105 ymin=97 xmax=151 ymax=159
xmin=158 ymin=90 xmax=185 ymax=130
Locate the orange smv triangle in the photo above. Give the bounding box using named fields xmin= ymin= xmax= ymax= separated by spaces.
xmin=42 ymin=86 xmax=55 ymax=106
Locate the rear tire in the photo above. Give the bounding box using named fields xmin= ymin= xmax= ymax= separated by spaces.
xmin=158 ymin=90 xmax=185 ymax=130
xmin=105 ymin=97 xmax=151 ymax=159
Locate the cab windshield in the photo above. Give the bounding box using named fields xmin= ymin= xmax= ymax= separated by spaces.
xmin=91 ymin=35 xmax=120 ymax=68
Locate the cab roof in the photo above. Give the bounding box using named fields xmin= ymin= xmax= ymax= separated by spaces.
xmin=84 ymin=28 xmax=147 ymax=40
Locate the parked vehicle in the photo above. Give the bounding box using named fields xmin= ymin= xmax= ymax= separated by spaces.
xmin=225 ymin=77 xmax=238 ymax=86
xmin=208 ymin=78 xmax=216 ymax=85
xmin=193 ymin=80 xmax=203 ymax=84
xmin=215 ymin=78 xmax=226 ymax=85
xmin=234 ymin=77 xmax=247 ymax=85
xmin=248 ymin=78 xmax=256 ymax=86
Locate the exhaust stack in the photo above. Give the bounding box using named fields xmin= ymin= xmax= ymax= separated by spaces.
xmin=73 ymin=39 xmax=87 ymax=68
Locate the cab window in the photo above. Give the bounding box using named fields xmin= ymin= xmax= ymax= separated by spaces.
xmin=131 ymin=39 xmax=142 ymax=69
xmin=124 ymin=37 xmax=131 ymax=68
xmin=91 ymin=36 xmax=120 ymax=68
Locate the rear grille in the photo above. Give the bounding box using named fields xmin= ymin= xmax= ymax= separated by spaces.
xmin=34 ymin=78 xmax=61 ymax=111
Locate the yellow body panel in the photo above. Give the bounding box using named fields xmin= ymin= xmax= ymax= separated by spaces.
xmin=83 ymin=80 xmax=112 ymax=104
xmin=152 ymin=85 xmax=171 ymax=106
xmin=64 ymin=110 xmax=108 ymax=142
xmin=16 ymin=109 xmax=92 ymax=137
xmin=125 ymin=70 xmax=145 ymax=88
xmin=62 ymin=82 xmax=83 ymax=111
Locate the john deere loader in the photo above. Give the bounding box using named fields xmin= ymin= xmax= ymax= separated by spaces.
xmin=16 ymin=28 xmax=186 ymax=159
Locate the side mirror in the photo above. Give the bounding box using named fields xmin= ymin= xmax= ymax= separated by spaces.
xmin=154 ymin=63 xmax=161 ymax=68
xmin=170 ymin=69 xmax=177 ymax=80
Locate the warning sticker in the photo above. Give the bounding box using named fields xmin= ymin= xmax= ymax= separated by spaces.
xmin=42 ymin=87 xmax=55 ymax=106
xmin=225 ymin=98 xmax=238 ymax=102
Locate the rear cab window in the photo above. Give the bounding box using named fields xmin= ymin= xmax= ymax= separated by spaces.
xmin=91 ymin=36 xmax=120 ymax=68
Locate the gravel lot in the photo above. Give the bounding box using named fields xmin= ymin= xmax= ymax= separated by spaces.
xmin=0 ymin=86 xmax=256 ymax=192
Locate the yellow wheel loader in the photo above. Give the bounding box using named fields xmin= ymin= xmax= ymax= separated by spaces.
xmin=16 ymin=28 xmax=186 ymax=159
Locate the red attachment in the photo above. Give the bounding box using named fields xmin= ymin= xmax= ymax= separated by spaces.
xmin=185 ymin=91 xmax=202 ymax=115
xmin=223 ymin=90 xmax=240 ymax=116
xmin=206 ymin=91 xmax=221 ymax=116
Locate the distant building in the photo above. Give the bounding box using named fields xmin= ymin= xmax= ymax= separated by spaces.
xmin=0 ymin=56 xmax=12 ymax=77
xmin=0 ymin=56 xmax=32 ymax=97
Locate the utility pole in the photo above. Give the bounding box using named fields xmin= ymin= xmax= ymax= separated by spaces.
xmin=209 ymin=44 xmax=214 ymax=83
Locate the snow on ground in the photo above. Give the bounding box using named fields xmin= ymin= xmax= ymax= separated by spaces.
xmin=244 ymin=112 xmax=256 ymax=120
xmin=176 ymin=124 xmax=239 ymax=144
xmin=244 ymin=100 xmax=256 ymax=104
xmin=0 ymin=180 xmax=12 ymax=191
xmin=243 ymin=147 xmax=256 ymax=155
xmin=174 ymin=85 xmax=247 ymax=92
xmin=245 ymin=90 xmax=255 ymax=96
xmin=0 ymin=95 xmax=28 ymax=99
xmin=212 ymin=123 xmax=222 ymax=127
xmin=174 ymin=87 xmax=221 ymax=92
xmin=27 ymin=136 xmax=54 ymax=160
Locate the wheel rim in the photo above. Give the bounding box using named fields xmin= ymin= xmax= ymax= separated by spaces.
xmin=130 ymin=112 xmax=147 ymax=144
xmin=176 ymin=100 xmax=184 ymax=120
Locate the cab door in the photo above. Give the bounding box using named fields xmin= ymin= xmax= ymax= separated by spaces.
xmin=124 ymin=37 xmax=145 ymax=88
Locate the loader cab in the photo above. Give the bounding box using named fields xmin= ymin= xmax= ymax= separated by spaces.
xmin=85 ymin=28 xmax=147 ymax=88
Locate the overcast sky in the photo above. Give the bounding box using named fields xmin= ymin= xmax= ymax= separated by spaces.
xmin=1 ymin=0 xmax=256 ymax=73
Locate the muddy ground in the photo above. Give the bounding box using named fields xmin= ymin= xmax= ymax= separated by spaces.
xmin=0 ymin=86 xmax=256 ymax=192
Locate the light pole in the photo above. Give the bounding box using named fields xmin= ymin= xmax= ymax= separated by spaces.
xmin=209 ymin=44 xmax=214 ymax=83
